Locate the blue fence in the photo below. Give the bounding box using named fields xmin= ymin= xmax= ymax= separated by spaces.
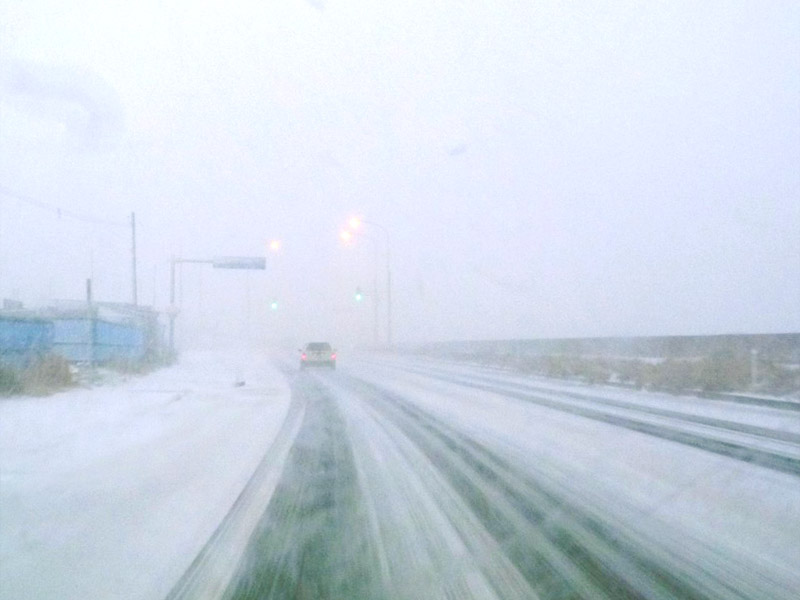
xmin=52 ymin=318 xmax=146 ymax=363
xmin=0 ymin=317 xmax=54 ymax=368
xmin=1 ymin=313 xmax=155 ymax=367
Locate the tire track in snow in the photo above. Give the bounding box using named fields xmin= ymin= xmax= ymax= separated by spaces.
xmin=332 ymin=380 xmax=537 ymax=600
xmin=218 ymin=373 xmax=385 ymax=600
xmin=384 ymin=362 xmax=800 ymax=477
xmin=338 ymin=374 xmax=736 ymax=600
xmin=422 ymin=367 xmax=800 ymax=444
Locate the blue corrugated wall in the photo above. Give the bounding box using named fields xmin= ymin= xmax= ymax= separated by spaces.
xmin=1 ymin=316 xmax=147 ymax=365
xmin=0 ymin=318 xmax=54 ymax=368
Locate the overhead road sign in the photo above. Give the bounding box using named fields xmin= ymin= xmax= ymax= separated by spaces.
xmin=212 ymin=256 xmax=266 ymax=270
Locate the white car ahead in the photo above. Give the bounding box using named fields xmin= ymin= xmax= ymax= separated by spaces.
xmin=299 ymin=342 xmax=336 ymax=370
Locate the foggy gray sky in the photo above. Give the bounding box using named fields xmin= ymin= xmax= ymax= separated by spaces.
xmin=1 ymin=1 xmax=798 ymax=346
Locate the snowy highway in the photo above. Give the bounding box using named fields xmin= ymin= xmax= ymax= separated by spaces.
xmin=4 ymin=2 xmax=799 ymax=599
xmin=2 ymin=351 xmax=799 ymax=600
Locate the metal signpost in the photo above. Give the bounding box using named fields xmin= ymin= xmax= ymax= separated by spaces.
xmin=168 ymin=256 xmax=266 ymax=355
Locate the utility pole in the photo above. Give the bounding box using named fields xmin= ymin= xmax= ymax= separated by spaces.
xmin=387 ymin=265 xmax=392 ymax=347
xmin=351 ymin=219 xmax=392 ymax=348
xmin=131 ymin=212 xmax=138 ymax=306
xmin=169 ymin=258 xmax=176 ymax=355
xmin=86 ymin=278 xmax=96 ymax=368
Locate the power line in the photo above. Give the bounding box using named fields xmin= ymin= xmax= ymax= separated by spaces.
xmin=0 ymin=183 xmax=127 ymax=227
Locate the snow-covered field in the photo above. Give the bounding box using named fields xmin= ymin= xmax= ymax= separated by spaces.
xmin=2 ymin=350 xmax=799 ymax=599
xmin=0 ymin=351 xmax=293 ymax=600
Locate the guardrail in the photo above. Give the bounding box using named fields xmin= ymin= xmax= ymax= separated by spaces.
xmin=418 ymin=333 xmax=800 ymax=362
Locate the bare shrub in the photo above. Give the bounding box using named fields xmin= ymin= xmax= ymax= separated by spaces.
xmin=646 ymin=359 xmax=697 ymax=391
xmin=757 ymin=361 xmax=799 ymax=394
xmin=0 ymin=366 xmax=23 ymax=396
xmin=21 ymin=355 xmax=74 ymax=395
xmin=695 ymin=353 xmax=750 ymax=391
xmin=614 ymin=359 xmax=650 ymax=388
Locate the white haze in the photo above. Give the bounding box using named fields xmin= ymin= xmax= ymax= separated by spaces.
xmin=0 ymin=0 xmax=798 ymax=348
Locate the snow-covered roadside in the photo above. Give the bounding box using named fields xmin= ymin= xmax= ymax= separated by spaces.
xmin=0 ymin=350 xmax=292 ymax=600
xmin=409 ymin=353 xmax=800 ymax=403
xmin=379 ymin=354 xmax=800 ymax=434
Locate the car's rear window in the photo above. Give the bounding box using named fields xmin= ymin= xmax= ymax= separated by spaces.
xmin=306 ymin=343 xmax=331 ymax=351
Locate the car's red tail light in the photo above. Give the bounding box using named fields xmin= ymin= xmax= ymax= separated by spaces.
xmin=331 ymin=353 xmax=336 ymax=360
xmin=301 ymin=353 xmax=307 ymax=360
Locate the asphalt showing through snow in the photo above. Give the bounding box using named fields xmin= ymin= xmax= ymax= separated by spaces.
xmin=221 ymin=375 xmax=384 ymax=599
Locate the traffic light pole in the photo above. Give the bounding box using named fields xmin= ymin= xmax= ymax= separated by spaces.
xmin=363 ymin=220 xmax=392 ymax=348
xmin=345 ymin=218 xmax=392 ymax=348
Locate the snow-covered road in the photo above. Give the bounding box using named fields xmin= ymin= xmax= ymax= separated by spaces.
xmin=2 ymin=351 xmax=799 ymax=599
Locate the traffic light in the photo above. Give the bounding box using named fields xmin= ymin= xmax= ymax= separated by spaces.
xmin=355 ymin=287 xmax=363 ymax=302
xmin=270 ymin=299 xmax=279 ymax=310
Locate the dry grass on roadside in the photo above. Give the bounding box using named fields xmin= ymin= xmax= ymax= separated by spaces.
xmin=19 ymin=355 xmax=75 ymax=395
xmin=1 ymin=355 xmax=75 ymax=396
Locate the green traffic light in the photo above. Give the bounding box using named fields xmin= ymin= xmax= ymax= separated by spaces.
xmin=270 ymin=300 xmax=278 ymax=310
xmin=355 ymin=287 xmax=363 ymax=302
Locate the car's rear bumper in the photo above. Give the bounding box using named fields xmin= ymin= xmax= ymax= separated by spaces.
xmin=300 ymin=360 xmax=336 ymax=368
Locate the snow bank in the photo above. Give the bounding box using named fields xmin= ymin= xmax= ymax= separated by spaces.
xmin=0 ymin=350 xmax=291 ymax=600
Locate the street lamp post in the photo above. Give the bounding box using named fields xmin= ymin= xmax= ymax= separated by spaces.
xmin=358 ymin=235 xmax=381 ymax=346
xmin=346 ymin=218 xmax=392 ymax=348
xmin=367 ymin=221 xmax=392 ymax=348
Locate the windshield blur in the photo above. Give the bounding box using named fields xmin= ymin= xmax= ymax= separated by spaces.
xmin=1 ymin=2 xmax=798 ymax=600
